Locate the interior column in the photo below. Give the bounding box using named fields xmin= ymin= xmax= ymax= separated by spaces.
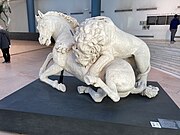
xmin=26 ymin=0 xmax=36 ymax=32
xmin=91 ymin=0 xmax=101 ymax=17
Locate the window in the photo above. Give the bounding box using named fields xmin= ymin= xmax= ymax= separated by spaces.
xmin=147 ymin=16 xmax=157 ymax=25
xmin=147 ymin=15 xmax=179 ymax=25
xmin=156 ymin=16 xmax=166 ymax=25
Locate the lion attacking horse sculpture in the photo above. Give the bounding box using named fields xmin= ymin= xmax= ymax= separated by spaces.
xmin=36 ymin=10 xmax=159 ymax=102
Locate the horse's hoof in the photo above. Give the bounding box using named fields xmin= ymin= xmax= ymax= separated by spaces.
xmin=113 ymin=96 xmax=120 ymax=102
xmin=109 ymin=94 xmax=120 ymax=102
xmin=58 ymin=83 xmax=66 ymax=92
xmin=94 ymin=98 xmax=103 ymax=103
xmin=84 ymin=75 xmax=97 ymax=85
xmin=77 ymin=86 xmax=86 ymax=94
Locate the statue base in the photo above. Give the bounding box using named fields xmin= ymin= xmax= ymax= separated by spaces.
xmin=0 ymin=76 xmax=179 ymax=135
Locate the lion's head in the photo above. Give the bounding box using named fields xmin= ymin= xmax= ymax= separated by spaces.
xmin=73 ymin=16 xmax=115 ymax=66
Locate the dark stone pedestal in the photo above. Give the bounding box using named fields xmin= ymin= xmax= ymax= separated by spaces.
xmin=0 ymin=76 xmax=179 ymax=135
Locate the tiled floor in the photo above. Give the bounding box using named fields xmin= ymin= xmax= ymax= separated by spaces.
xmin=0 ymin=40 xmax=180 ymax=135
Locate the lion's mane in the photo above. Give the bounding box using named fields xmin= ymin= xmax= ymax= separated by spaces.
xmin=74 ymin=16 xmax=116 ymax=65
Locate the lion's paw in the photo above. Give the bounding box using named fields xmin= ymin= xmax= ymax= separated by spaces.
xmin=142 ymin=85 xmax=159 ymax=98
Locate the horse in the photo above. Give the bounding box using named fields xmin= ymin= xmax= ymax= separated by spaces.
xmin=36 ymin=11 xmax=159 ymax=102
xmin=36 ymin=10 xmax=79 ymax=90
xmin=0 ymin=0 xmax=11 ymax=29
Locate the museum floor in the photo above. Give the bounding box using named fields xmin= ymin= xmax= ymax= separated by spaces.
xmin=0 ymin=40 xmax=180 ymax=135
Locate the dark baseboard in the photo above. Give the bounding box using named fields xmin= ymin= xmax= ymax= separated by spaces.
xmin=175 ymin=36 xmax=180 ymax=38
xmin=136 ymin=35 xmax=154 ymax=38
xmin=9 ymin=32 xmax=39 ymax=41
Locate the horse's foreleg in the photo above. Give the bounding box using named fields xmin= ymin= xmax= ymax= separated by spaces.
xmin=84 ymin=76 xmax=120 ymax=102
xmin=40 ymin=63 xmax=66 ymax=92
xmin=77 ymin=86 xmax=107 ymax=102
xmin=39 ymin=52 xmax=53 ymax=76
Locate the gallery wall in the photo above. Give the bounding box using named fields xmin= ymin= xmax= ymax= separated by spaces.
xmin=3 ymin=0 xmax=180 ymax=40
xmin=102 ymin=0 xmax=180 ymax=40
xmin=7 ymin=0 xmax=28 ymax=32
xmin=35 ymin=0 xmax=91 ymax=23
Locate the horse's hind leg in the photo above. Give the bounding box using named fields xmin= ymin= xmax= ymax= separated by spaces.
xmin=40 ymin=63 xmax=66 ymax=92
xmin=84 ymin=76 xmax=120 ymax=102
xmin=77 ymin=86 xmax=107 ymax=102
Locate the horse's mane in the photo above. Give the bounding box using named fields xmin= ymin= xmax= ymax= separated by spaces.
xmin=45 ymin=11 xmax=79 ymax=29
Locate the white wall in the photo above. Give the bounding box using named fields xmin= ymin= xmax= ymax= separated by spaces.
xmin=35 ymin=0 xmax=91 ymax=23
xmin=102 ymin=0 xmax=180 ymax=40
xmin=3 ymin=0 xmax=91 ymax=32
xmin=4 ymin=0 xmax=180 ymax=40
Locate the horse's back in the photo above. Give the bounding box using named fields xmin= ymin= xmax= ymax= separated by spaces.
xmin=105 ymin=58 xmax=135 ymax=91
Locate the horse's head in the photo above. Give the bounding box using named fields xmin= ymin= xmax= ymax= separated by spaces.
xmin=36 ymin=10 xmax=79 ymax=46
xmin=36 ymin=10 xmax=55 ymax=46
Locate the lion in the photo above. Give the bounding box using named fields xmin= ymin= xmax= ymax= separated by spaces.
xmin=74 ymin=16 xmax=151 ymax=92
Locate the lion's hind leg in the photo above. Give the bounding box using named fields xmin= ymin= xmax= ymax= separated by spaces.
xmin=133 ymin=48 xmax=151 ymax=90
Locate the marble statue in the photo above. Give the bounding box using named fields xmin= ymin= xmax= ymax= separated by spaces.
xmin=0 ymin=0 xmax=11 ymax=29
xmin=36 ymin=10 xmax=159 ymax=102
